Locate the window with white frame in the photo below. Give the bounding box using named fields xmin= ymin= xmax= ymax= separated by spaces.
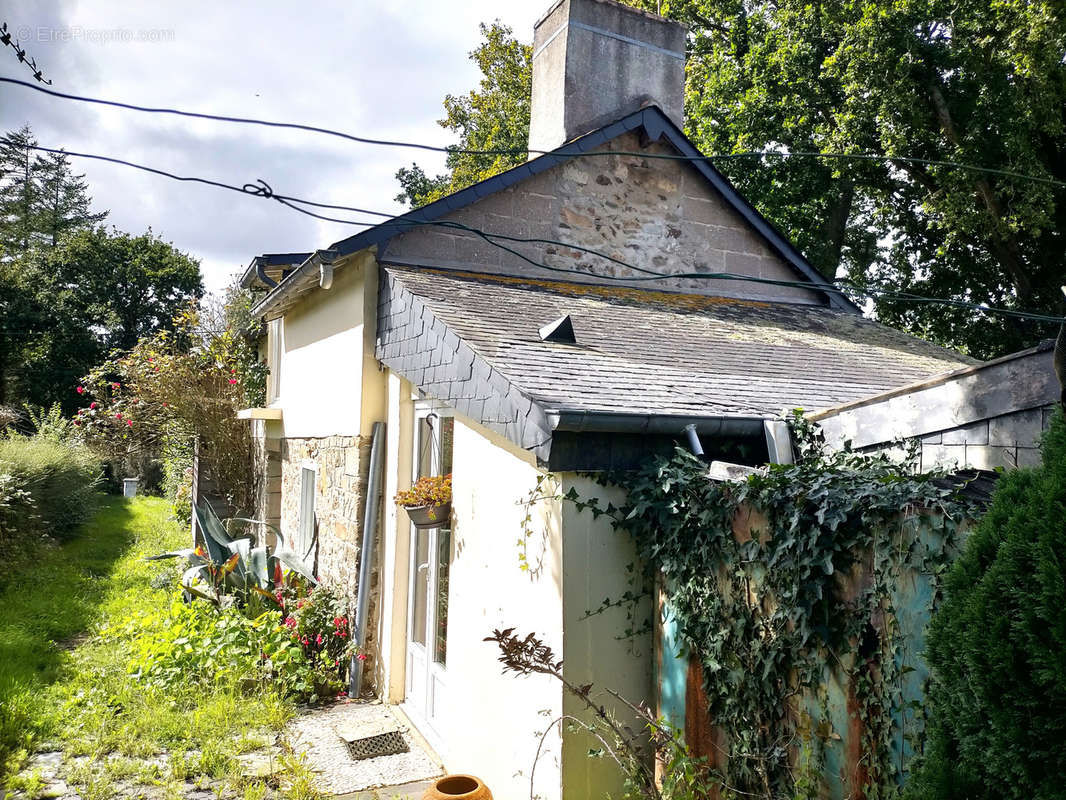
xmin=267 ymin=318 xmax=283 ymax=403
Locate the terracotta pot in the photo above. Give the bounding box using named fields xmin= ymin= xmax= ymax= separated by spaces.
xmin=423 ymin=774 xmax=492 ymax=800
xmin=405 ymin=502 xmax=451 ymax=529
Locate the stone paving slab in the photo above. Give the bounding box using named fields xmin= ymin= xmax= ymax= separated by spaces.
xmin=286 ymin=701 xmax=442 ymax=796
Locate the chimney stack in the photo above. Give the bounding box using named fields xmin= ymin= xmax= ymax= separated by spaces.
xmin=527 ymin=0 xmax=686 ymax=155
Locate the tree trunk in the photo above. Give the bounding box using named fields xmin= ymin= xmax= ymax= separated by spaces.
xmin=928 ymin=84 xmax=1035 ymax=305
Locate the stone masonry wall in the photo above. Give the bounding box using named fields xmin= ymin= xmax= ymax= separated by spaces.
xmin=911 ymin=405 xmax=1057 ymax=472
xmin=383 ymin=131 xmax=821 ymax=305
xmin=279 ymin=435 xmax=382 ymax=692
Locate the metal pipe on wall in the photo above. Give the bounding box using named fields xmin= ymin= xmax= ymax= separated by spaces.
xmin=350 ymin=420 xmax=386 ymax=697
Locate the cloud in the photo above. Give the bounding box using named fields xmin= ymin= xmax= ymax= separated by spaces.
xmin=1 ymin=0 xmax=546 ymax=293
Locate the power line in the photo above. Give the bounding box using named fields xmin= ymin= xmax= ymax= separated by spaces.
xmin=4 ymin=74 xmax=1065 ymax=189
xmin=20 ymin=142 xmax=1066 ymax=325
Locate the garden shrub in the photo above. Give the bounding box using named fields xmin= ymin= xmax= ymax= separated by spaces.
xmin=906 ymin=410 xmax=1066 ymax=800
xmin=123 ymin=581 xmax=356 ymax=704
xmin=0 ymin=434 xmax=101 ymax=554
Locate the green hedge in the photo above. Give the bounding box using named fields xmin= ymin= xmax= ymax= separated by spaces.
xmin=0 ymin=436 xmax=101 ymax=555
xmin=907 ymin=409 xmax=1066 ymax=800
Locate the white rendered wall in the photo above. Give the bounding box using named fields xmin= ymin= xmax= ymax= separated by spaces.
xmin=430 ymin=417 xmax=565 ymax=800
xmin=561 ymin=474 xmax=655 ymax=799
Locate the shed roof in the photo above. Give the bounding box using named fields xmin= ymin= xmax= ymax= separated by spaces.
xmin=376 ymin=266 xmax=975 ymax=460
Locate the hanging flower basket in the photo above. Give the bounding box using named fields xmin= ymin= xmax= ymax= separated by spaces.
xmin=396 ymin=474 xmax=452 ymax=529
xmin=405 ymin=502 xmax=452 ymax=529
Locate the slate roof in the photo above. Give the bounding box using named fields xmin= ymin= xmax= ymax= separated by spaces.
xmin=376 ymin=265 xmax=976 ymax=462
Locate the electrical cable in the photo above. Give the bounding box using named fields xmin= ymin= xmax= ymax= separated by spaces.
xmin=4 ymin=74 xmax=1066 ymax=189
xmin=20 ymin=142 xmax=1066 ymax=325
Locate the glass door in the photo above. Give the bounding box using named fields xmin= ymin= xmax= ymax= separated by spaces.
xmin=405 ymin=406 xmax=452 ymax=738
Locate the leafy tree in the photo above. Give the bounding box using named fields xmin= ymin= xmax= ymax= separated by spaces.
xmin=0 ymin=229 xmax=203 ymax=412
xmin=637 ymin=0 xmax=1066 ymax=358
xmin=48 ymin=227 xmax=204 ymax=351
xmin=399 ymin=3 xmax=1066 ymax=358
xmin=395 ymin=22 xmax=531 ymax=208
xmin=906 ymin=411 xmax=1066 ymax=800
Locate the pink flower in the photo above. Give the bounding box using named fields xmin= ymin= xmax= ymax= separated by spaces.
xmin=356 ymin=653 xmax=366 ymax=661
xmin=115 ymin=412 xmax=122 ymax=419
xmin=315 ymin=634 xmax=322 ymax=645
xmin=126 ymin=419 xmax=133 ymax=427
xmin=228 ymin=378 xmax=238 ymax=385
xmin=90 ymin=402 xmax=97 ymax=409
xmin=284 ymin=616 xmax=297 ymax=628
xmin=337 ymin=690 xmax=347 ymax=698
xmin=76 ymin=386 xmax=85 ymax=394
xmin=112 ymin=382 xmax=120 ymax=389
xmin=73 ymin=420 xmax=81 ymax=426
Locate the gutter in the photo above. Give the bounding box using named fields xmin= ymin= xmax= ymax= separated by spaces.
xmin=546 ymin=408 xmax=770 ymax=436
xmin=250 ymin=248 xmax=341 ymax=318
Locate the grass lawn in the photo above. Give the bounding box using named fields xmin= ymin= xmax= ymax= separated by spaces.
xmin=0 ymin=495 xmax=320 ymax=800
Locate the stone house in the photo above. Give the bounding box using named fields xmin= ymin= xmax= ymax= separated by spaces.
xmin=237 ymin=1 xmax=976 ymax=796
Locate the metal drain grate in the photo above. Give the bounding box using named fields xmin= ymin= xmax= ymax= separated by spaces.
xmin=343 ymin=729 xmax=409 ymax=760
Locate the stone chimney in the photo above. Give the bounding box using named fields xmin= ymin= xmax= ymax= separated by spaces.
xmin=527 ymin=0 xmax=686 ymax=155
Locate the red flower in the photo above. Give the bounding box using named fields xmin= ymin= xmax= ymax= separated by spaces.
xmin=315 ymin=633 xmax=322 ymax=645
xmin=126 ymin=419 xmax=133 ymax=427
xmin=76 ymin=386 xmax=85 ymax=394
xmin=356 ymin=653 xmax=367 ymax=661
xmin=337 ymin=690 xmax=347 ymax=698
xmin=90 ymin=402 xmax=97 ymax=409
xmin=228 ymin=378 xmax=238 ymax=385
xmin=115 ymin=412 xmax=122 ymax=419
xmin=73 ymin=420 xmax=81 ymax=426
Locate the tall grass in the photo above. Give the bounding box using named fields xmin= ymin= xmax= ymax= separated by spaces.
xmin=0 ymin=497 xmax=314 ymax=798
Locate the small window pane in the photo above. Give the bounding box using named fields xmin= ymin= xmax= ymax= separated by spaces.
xmin=417 ymin=417 xmax=434 ymax=479
xmin=412 ymin=529 xmax=430 ymax=646
xmin=433 ymin=528 xmax=450 ymax=665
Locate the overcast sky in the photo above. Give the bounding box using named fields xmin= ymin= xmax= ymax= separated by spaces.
xmin=1 ymin=0 xmax=547 ymax=294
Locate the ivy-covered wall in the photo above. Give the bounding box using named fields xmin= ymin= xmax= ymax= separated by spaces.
xmin=657 ymin=503 xmax=958 ymax=800
xmin=601 ymin=415 xmax=978 ymax=800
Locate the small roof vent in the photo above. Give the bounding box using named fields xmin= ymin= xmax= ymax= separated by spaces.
xmin=539 ymin=314 xmax=576 ymax=344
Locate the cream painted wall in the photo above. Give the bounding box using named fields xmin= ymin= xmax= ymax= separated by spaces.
xmin=272 ymin=253 xmax=379 ymax=438
xmin=376 ymin=372 xmax=414 ymax=703
xmin=423 ymin=416 xmax=565 ymax=800
xmin=560 ymin=475 xmax=655 ymax=799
